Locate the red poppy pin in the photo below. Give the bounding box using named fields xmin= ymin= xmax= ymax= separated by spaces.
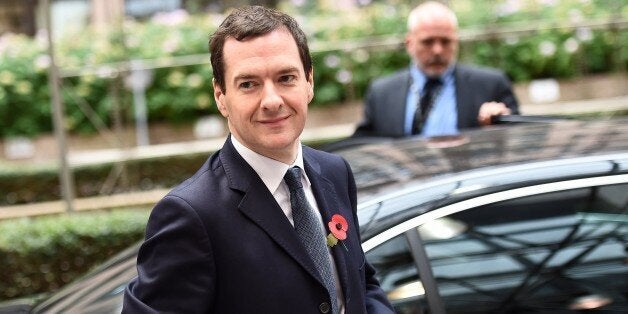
xmin=326 ymin=214 xmax=349 ymax=251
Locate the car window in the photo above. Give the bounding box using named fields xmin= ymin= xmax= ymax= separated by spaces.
xmin=420 ymin=183 xmax=628 ymax=313
xmin=365 ymin=233 xmax=429 ymax=313
xmin=366 ymin=183 xmax=628 ymax=314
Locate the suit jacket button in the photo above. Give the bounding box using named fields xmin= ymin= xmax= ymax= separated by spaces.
xmin=319 ymin=302 xmax=330 ymax=313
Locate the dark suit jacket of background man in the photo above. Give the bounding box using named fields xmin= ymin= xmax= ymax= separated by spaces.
xmin=353 ymin=64 xmax=520 ymax=138
xmin=123 ymin=136 xmax=393 ymax=313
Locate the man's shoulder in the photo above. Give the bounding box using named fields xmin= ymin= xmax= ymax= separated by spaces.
xmin=302 ymin=146 xmax=350 ymax=174
xmin=303 ymin=145 xmax=344 ymax=164
xmin=370 ymin=68 xmax=410 ymax=89
xmin=166 ymin=151 xmax=223 ymax=199
xmin=302 ymin=146 xmax=353 ymax=188
xmin=456 ymin=64 xmax=509 ymax=80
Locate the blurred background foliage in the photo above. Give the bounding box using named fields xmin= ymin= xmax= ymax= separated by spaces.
xmin=0 ymin=0 xmax=625 ymax=138
xmin=0 ymin=151 xmax=210 ymax=205
xmin=0 ymin=209 xmax=149 ymax=300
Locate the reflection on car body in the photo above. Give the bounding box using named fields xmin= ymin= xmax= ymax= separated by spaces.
xmin=366 ymin=180 xmax=628 ymax=313
xmin=6 ymin=118 xmax=627 ymax=313
xmin=336 ymin=118 xmax=628 ymax=313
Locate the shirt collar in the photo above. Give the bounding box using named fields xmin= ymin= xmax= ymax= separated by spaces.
xmin=410 ymin=62 xmax=455 ymax=89
xmin=230 ymin=135 xmax=308 ymax=194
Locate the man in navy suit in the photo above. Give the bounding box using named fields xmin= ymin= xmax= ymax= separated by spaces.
xmin=353 ymin=1 xmax=519 ymax=138
xmin=123 ymin=6 xmax=393 ymax=314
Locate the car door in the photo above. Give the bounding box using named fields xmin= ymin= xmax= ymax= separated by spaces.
xmin=364 ymin=175 xmax=628 ymax=313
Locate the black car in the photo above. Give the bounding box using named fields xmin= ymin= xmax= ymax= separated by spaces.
xmin=6 ymin=118 xmax=628 ymax=313
xmin=342 ymin=119 xmax=628 ymax=313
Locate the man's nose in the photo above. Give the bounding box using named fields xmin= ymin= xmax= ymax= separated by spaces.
xmin=431 ymin=42 xmax=444 ymax=54
xmin=260 ymin=83 xmax=282 ymax=110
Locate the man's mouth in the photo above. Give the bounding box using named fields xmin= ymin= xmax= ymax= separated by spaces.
xmin=259 ymin=116 xmax=289 ymax=124
xmin=428 ymin=60 xmax=446 ymax=67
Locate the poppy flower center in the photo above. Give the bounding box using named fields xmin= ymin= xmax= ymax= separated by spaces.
xmin=336 ymin=223 xmax=342 ymax=230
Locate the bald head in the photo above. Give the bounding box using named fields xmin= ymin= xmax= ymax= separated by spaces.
xmin=407 ymin=1 xmax=458 ymax=31
xmin=405 ymin=1 xmax=459 ymax=77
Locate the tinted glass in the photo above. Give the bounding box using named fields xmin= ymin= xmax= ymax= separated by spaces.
xmin=366 ymin=234 xmax=429 ymax=313
xmin=420 ymin=184 xmax=628 ymax=313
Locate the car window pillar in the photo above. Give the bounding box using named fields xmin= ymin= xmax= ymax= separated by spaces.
xmin=405 ymin=228 xmax=446 ymax=314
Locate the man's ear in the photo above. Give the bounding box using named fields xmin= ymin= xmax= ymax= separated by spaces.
xmin=404 ymin=33 xmax=413 ymax=54
xmin=307 ymin=69 xmax=314 ymax=101
xmin=213 ymin=79 xmax=228 ymax=117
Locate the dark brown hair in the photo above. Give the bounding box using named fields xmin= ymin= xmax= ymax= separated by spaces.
xmin=209 ymin=6 xmax=312 ymax=93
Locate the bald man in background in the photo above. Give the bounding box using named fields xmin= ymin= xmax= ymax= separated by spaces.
xmin=353 ymin=1 xmax=519 ymax=138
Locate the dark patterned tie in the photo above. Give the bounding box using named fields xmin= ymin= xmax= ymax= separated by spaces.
xmin=284 ymin=166 xmax=338 ymax=314
xmin=412 ymin=78 xmax=443 ymax=134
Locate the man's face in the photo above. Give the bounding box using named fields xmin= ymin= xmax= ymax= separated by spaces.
xmin=214 ymin=28 xmax=313 ymax=164
xmin=405 ymin=18 xmax=458 ymax=77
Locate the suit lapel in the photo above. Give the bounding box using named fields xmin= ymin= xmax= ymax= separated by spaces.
xmin=303 ymin=153 xmax=352 ymax=303
xmin=393 ymin=71 xmax=413 ymax=136
xmin=219 ymin=138 xmax=325 ymax=287
xmin=454 ymin=65 xmax=474 ymax=128
xmin=238 ymin=182 xmax=325 ymax=285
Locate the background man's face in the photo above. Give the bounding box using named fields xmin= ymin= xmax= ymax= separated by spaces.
xmin=406 ymin=18 xmax=458 ymax=77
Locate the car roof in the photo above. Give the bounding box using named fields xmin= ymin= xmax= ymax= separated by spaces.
xmin=336 ymin=119 xmax=628 ymax=198
xmin=332 ymin=118 xmax=628 ymax=239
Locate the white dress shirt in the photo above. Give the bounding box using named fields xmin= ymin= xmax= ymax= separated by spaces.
xmin=230 ymin=136 xmax=345 ymax=313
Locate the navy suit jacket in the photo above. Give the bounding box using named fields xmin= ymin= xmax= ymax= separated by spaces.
xmin=353 ymin=64 xmax=519 ymax=138
xmin=123 ymin=137 xmax=393 ymax=313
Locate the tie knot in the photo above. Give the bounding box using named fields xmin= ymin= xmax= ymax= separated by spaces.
xmin=284 ymin=166 xmax=303 ymax=191
xmin=424 ymin=78 xmax=442 ymax=90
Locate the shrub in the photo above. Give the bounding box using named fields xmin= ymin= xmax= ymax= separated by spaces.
xmin=0 ymin=152 xmax=209 ymax=206
xmin=0 ymin=209 xmax=149 ymax=301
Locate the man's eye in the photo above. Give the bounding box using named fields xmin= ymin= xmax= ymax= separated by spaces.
xmin=279 ymin=75 xmax=296 ymax=83
xmin=421 ymin=38 xmax=451 ymax=46
xmin=239 ymin=81 xmax=255 ymax=89
xmin=421 ymin=38 xmax=435 ymax=46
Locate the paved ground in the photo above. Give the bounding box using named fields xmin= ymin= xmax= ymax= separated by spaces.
xmin=1 ymin=95 xmax=627 ymax=219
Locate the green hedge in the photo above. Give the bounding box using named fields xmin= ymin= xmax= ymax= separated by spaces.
xmin=0 ymin=1 xmax=625 ymax=138
xmin=0 ymin=152 xmax=209 ymax=206
xmin=0 ymin=139 xmax=339 ymax=206
xmin=0 ymin=209 xmax=149 ymax=301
